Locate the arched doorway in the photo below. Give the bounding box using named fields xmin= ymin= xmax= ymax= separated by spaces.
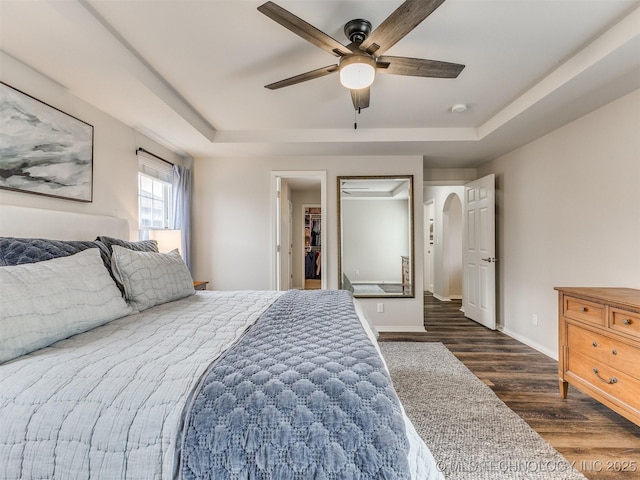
xmin=442 ymin=193 xmax=463 ymax=300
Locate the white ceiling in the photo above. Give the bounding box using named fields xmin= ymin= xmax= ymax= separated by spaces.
xmin=1 ymin=0 xmax=639 ymax=168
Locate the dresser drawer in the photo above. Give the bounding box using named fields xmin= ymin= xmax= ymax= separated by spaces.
xmin=567 ymin=350 xmax=640 ymax=412
xmin=610 ymin=307 xmax=640 ymax=340
xmin=567 ymin=323 xmax=640 ymax=380
xmin=563 ymin=296 xmax=605 ymax=326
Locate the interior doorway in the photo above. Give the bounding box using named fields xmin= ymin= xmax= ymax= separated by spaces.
xmin=302 ymin=204 xmax=322 ymax=290
xmin=271 ymin=171 xmax=326 ymax=291
xmin=424 ymin=174 xmax=496 ymax=329
xmin=423 ymin=187 xmax=464 ymax=302
xmin=442 ymin=193 xmax=462 ymax=300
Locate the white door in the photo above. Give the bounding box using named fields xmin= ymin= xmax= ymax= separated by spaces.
xmin=278 ymin=182 xmax=290 ymax=291
xmin=424 ymin=202 xmax=435 ymax=292
xmin=288 ymin=200 xmax=293 ymax=289
xmin=463 ymin=174 xmax=496 ymax=329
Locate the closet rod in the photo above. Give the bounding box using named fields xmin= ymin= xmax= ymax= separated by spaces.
xmin=136 ymin=147 xmax=174 ymax=166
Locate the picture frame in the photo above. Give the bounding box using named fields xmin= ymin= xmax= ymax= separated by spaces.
xmin=0 ymin=82 xmax=94 ymax=202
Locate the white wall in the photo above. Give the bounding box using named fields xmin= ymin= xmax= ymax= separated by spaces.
xmin=478 ymin=89 xmax=640 ymax=358
xmin=0 ymin=53 xmax=184 ymax=240
xmin=192 ymin=155 xmax=425 ymax=332
xmin=342 ymin=199 xmax=409 ymax=284
xmin=443 ymin=194 xmax=462 ymax=297
xmin=424 ymin=168 xmax=477 ymax=183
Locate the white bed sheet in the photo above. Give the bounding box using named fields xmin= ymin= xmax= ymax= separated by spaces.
xmin=0 ymin=291 xmax=282 ymax=479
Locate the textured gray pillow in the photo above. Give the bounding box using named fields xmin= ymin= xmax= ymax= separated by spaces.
xmin=0 ymin=248 xmax=132 ymax=364
xmin=0 ymin=236 xmax=112 ymax=268
xmin=111 ymin=246 xmax=195 ymax=312
xmin=95 ymin=236 xmax=158 ymax=255
xmin=94 ymin=236 xmax=158 ymax=291
xmin=0 ymin=237 xmax=122 ymax=295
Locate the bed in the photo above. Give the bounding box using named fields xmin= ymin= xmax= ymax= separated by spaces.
xmin=0 ymin=206 xmax=443 ymax=480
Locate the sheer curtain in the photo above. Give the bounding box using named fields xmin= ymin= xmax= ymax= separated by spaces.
xmin=172 ymin=164 xmax=192 ymax=270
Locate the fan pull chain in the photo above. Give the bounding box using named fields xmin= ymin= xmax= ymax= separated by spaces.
xmin=353 ymin=107 xmax=361 ymax=130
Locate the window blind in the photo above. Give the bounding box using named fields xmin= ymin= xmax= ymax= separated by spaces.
xmin=138 ymin=155 xmax=173 ymax=183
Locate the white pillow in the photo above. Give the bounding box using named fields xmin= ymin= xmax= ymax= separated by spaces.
xmin=0 ymin=248 xmax=132 ymax=364
xmin=111 ymin=246 xmax=195 ymax=312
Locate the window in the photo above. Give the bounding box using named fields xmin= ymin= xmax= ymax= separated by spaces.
xmin=138 ymin=155 xmax=174 ymax=230
xmin=138 ymin=173 xmax=172 ymax=229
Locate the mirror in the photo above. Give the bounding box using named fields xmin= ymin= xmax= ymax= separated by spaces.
xmin=338 ymin=175 xmax=414 ymax=298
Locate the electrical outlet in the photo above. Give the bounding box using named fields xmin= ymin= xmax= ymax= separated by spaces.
xmin=377 ymin=303 xmax=384 ymax=313
xmin=355 ymin=269 xmax=359 ymax=276
xmin=532 ymin=314 xmax=538 ymax=326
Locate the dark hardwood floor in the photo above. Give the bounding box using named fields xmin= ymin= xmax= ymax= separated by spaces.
xmin=378 ymin=293 xmax=640 ymax=480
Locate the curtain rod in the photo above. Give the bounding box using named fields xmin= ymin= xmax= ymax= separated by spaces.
xmin=136 ymin=147 xmax=174 ymax=167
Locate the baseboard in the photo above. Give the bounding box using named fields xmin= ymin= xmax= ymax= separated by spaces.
xmin=432 ymin=294 xmax=461 ymax=301
xmin=432 ymin=293 xmax=451 ymax=302
xmin=498 ymin=326 xmax=558 ymax=361
xmin=376 ymin=325 xmax=427 ymax=333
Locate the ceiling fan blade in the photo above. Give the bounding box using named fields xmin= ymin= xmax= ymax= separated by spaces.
xmin=350 ymin=87 xmax=370 ymax=110
xmin=360 ymin=0 xmax=446 ymax=56
xmin=258 ymin=1 xmax=352 ymax=57
xmin=265 ymin=65 xmax=338 ymax=90
xmin=377 ymin=56 xmax=465 ymax=78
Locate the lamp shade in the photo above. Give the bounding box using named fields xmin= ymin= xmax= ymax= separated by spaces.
xmin=149 ymin=229 xmax=182 ymax=254
xmin=339 ymin=55 xmax=376 ymax=90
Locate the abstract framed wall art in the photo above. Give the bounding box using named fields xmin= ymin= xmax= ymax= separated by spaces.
xmin=0 ymin=82 xmax=94 ymax=202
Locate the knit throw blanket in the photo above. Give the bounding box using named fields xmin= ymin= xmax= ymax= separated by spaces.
xmin=180 ymin=289 xmax=411 ymax=479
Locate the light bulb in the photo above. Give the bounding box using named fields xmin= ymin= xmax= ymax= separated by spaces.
xmin=339 ymin=56 xmax=376 ymax=90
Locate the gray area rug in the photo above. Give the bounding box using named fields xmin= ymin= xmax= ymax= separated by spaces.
xmin=380 ymin=342 xmax=587 ymax=480
xmin=352 ymin=284 xmax=386 ymax=294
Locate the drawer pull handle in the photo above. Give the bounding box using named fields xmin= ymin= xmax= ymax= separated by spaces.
xmin=592 ymin=341 xmax=598 ymax=347
xmin=580 ymin=307 xmax=588 ymax=312
xmin=612 ymin=349 xmax=617 ymax=355
xmin=592 ymin=367 xmax=618 ymax=385
xmin=622 ymin=318 xmax=632 ymax=325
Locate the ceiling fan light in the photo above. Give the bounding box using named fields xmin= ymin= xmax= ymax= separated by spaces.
xmin=339 ymin=56 xmax=376 ymax=90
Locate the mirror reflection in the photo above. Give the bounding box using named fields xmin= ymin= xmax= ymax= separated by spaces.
xmin=338 ymin=175 xmax=414 ymax=298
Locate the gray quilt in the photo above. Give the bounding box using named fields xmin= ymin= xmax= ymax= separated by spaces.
xmin=181 ymin=289 xmax=412 ymax=479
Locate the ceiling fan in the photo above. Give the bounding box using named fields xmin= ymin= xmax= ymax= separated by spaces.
xmin=257 ymin=0 xmax=465 ymax=112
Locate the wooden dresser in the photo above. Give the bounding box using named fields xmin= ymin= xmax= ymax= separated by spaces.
xmin=556 ymin=287 xmax=640 ymax=426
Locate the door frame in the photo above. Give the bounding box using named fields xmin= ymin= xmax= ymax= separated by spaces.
xmin=288 ymin=200 xmax=294 ymax=289
xmin=424 ymin=200 xmax=435 ymax=293
xmin=270 ymin=171 xmax=327 ymax=291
